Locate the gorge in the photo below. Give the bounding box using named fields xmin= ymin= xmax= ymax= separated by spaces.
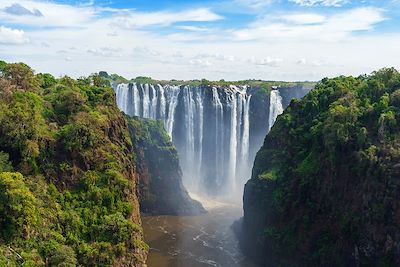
xmin=114 ymin=82 xmax=311 ymax=198
xmin=113 ymin=81 xmax=311 ymax=266
xmin=0 ymin=60 xmax=314 ymax=266
xmin=1 ymin=60 xmax=399 ymax=267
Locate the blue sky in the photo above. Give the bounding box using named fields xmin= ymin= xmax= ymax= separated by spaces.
xmin=0 ymin=0 xmax=399 ymax=81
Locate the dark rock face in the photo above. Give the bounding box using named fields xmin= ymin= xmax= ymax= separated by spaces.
xmin=248 ymin=86 xmax=312 ymax=163
xmin=239 ymin=70 xmax=400 ymax=266
xmin=127 ymin=116 xmax=205 ymax=215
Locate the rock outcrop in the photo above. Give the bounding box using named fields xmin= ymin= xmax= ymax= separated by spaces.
xmin=240 ymin=69 xmax=400 ymax=266
xmin=127 ymin=116 xmax=205 ymax=215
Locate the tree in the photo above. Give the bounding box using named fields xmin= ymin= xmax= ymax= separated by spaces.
xmin=91 ymin=73 xmax=111 ymax=88
xmin=48 ymin=245 xmax=78 ymax=267
xmin=0 ymin=92 xmax=47 ymax=170
xmin=2 ymin=63 xmax=39 ymax=91
xmin=37 ymin=73 xmax=57 ymax=89
xmin=0 ymin=78 xmax=16 ymax=101
xmin=0 ymin=172 xmax=37 ymax=241
xmin=51 ymin=88 xmax=87 ymax=124
xmin=0 ymin=152 xmax=13 ymax=172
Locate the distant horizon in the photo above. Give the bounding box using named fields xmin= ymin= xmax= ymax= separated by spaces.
xmin=5 ymin=58 xmax=398 ymax=84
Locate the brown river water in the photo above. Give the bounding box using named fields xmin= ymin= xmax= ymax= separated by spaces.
xmin=142 ymin=197 xmax=259 ymax=267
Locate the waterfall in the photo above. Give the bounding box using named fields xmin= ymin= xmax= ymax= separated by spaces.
xmin=115 ymin=83 xmax=253 ymax=195
xmin=150 ymin=84 xmax=157 ymax=118
xmin=113 ymin=82 xmax=311 ymax=196
xmin=268 ymin=90 xmax=284 ymax=131
xmin=228 ymin=92 xmax=237 ymax=193
xmin=212 ymin=87 xmax=224 ymax=187
xmin=115 ymin=84 xmax=129 ymax=115
xmin=241 ymin=95 xmax=251 ymax=162
xmin=196 ymin=89 xmax=204 ymax=181
xmin=132 ymin=84 xmax=140 ymax=116
xmin=158 ymin=84 xmax=166 ymax=119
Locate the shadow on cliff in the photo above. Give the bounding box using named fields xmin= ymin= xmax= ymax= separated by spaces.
xmin=127 ymin=115 xmax=205 ymax=216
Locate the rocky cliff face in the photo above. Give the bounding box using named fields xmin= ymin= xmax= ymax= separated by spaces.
xmin=240 ymin=69 xmax=400 ymax=266
xmin=127 ymin=116 xmax=205 ymax=215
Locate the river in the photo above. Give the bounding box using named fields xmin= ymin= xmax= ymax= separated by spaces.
xmin=142 ymin=197 xmax=259 ymax=267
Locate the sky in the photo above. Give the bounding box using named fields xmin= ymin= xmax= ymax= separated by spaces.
xmin=0 ymin=0 xmax=399 ymax=81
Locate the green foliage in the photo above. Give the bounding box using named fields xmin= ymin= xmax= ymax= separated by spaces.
xmin=48 ymin=245 xmax=77 ymax=267
xmin=126 ymin=116 xmax=202 ymax=215
xmin=37 ymin=73 xmax=57 ymax=89
xmin=249 ymin=68 xmax=400 ymax=265
xmin=90 ymin=73 xmax=111 ymax=87
xmin=0 ymin=152 xmax=13 ymax=172
xmin=98 ymin=212 xmax=140 ymax=244
xmin=0 ymin=91 xmax=47 ymax=173
xmin=258 ymin=169 xmax=278 ymax=181
xmin=49 ymin=86 xmax=88 ymax=124
xmin=0 ymin=172 xmax=37 ymax=241
xmin=133 ymin=76 xmax=155 ymax=84
xmin=58 ymin=112 xmax=102 ymax=152
xmin=1 ymin=63 xmax=39 ymax=91
xmin=0 ymin=60 xmax=147 ymax=266
xmin=111 ymin=72 xmax=315 ymax=88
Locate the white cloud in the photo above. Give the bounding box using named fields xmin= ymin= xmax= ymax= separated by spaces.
xmin=194 ymin=53 xmax=236 ymax=62
xmin=87 ymin=47 xmax=122 ymax=57
xmin=190 ymin=58 xmax=213 ymax=67
xmin=134 ymin=47 xmax=161 ymax=57
xmin=290 ymin=0 xmax=349 ymax=7
xmin=0 ymin=0 xmax=397 ymax=82
xmin=232 ymin=7 xmax=385 ymax=41
xmin=282 ymin=13 xmax=326 ymax=24
xmin=112 ymin=8 xmax=222 ymax=29
xmin=0 ymin=0 xmax=95 ymax=28
xmin=297 ymin=58 xmax=307 ymax=65
xmin=3 ymin=3 xmax=43 ymax=16
xmin=235 ymin=0 xmax=273 ymax=8
xmin=0 ymin=25 xmax=28 ymax=44
xmin=250 ymin=56 xmax=283 ymax=67
xmin=177 ymin=26 xmax=210 ymax=32
xmin=0 ymin=1 xmax=222 ymax=30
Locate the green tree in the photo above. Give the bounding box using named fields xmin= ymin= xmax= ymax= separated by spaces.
xmin=48 ymin=245 xmax=78 ymax=267
xmin=0 ymin=152 xmax=13 ymax=172
xmin=0 ymin=172 xmax=37 ymax=241
xmin=0 ymin=92 xmax=47 ymax=171
xmin=2 ymin=63 xmax=39 ymax=91
xmin=37 ymin=73 xmax=57 ymax=89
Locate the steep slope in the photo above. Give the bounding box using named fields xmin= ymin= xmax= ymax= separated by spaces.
xmin=241 ymin=68 xmax=400 ymax=266
xmin=0 ymin=62 xmax=147 ymax=266
xmin=127 ymin=116 xmax=205 ymax=215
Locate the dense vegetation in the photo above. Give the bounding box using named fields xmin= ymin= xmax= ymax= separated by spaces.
xmin=0 ymin=61 xmax=147 ymax=266
xmin=99 ymin=71 xmax=315 ymax=88
xmin=127 ymin=117 xmax=205 ymax=215
xmin=242 ymin=68 xmax=400 ymax=266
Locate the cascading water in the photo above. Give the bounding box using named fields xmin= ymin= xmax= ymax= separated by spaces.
xmin=115 ymin=83 xmax=286 ymax=197
xmin=116 ymin=83 xmax=310 ymax=267
xmin=268 ymin=89 xmax=284 ymax=132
